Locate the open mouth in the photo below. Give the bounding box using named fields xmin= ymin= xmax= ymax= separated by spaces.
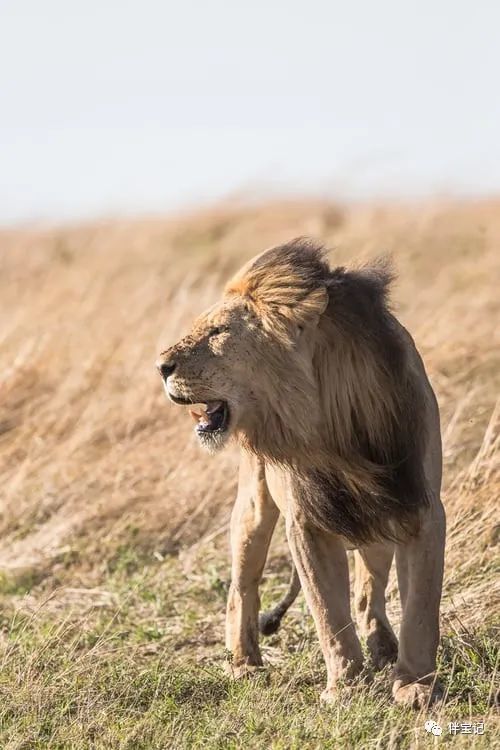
xmin=189 ymin=400 xmax=230 ymax=435
xmin=165 ymin=388 xmax=231 ymax=449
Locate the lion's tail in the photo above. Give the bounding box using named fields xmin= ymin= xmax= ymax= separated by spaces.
xmin=259 ymin=564 xmax=301 ymax=636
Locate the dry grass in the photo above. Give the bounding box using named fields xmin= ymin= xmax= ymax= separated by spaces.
xmin=0 ymin=198 xmax=499 ymax=747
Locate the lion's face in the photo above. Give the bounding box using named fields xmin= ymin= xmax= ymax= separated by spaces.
xmin=157 ymin=297 xmax=284 ymax=452
xmin=157 ymin=242 xmax=330 ymax=455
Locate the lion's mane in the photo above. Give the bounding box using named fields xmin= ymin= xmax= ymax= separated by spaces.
xmin=225 ymin=239 xmax=430 ymax=544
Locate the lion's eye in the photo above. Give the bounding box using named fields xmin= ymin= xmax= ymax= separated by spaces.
xmin=208 ymin=326 xmax=226 ymax=337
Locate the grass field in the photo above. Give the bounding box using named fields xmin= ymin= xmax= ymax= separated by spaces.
xmin=0 ymin=199 xmax=499 ymax=748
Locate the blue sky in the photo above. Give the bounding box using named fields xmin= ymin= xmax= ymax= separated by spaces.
xmin=1 ymin=0 xmax=499 ymax=223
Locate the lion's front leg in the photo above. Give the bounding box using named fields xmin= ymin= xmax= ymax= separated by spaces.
xmin=225 ymin=453 xmax=279 ymax=678
xmin=286 ymin=510 xmax=364 ymax=702
xmin=393 ymin=497 xmax=446 ymax=708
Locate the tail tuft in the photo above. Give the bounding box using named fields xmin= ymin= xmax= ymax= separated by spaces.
xmin=258 ymin=564 xmax=301 ymax=637
xmin=259 ymin=610 xmax=285 ymax=636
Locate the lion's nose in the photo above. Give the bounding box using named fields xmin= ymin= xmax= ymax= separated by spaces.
xmin=157 ymin=360 xmax=176 ymax=380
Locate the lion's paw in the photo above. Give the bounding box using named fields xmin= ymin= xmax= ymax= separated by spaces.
xmin=320 ymin=682 xmax=360 ymax=705
xmin=392 ymin=679 xmax=443 ymax=709
xmin=223 ymin=661 xmax=264 ymax=680
xmin=320 ymin=686 xmax=339 ymax=705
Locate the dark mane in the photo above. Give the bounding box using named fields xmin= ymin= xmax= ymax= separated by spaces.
xmin=230 ymin=238 xmax=431 ymax=543
xmin=297 ymin=257 xmax=429 ymax=543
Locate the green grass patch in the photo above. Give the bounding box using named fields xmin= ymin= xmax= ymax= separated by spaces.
xmin=0 ymin=554 xmax=498 ymax=748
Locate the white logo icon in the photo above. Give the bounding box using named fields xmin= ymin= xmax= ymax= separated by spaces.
xmin=424 ymin=720 xmax=442 ymax=736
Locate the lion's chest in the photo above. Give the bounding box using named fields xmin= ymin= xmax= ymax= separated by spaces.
xmin=264 ymin=463 xmax=359 ymax=550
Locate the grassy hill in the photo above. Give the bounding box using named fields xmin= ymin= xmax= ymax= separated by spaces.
xmin=0 ymin=199 xmax=498 ymax=747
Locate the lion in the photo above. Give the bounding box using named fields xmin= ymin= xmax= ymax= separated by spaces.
xmin=156 ymin=239 xmax=446 ymax=708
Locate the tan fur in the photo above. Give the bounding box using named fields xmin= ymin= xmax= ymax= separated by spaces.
xmin=158 ymin=239 xmax=446 ymax=708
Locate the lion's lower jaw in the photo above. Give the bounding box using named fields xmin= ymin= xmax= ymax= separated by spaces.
xmin=196 ymin=429 xmax=230 ymax=453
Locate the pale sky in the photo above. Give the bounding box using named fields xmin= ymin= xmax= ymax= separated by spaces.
xmin=1 ymin=0 xmax=499 ymax=224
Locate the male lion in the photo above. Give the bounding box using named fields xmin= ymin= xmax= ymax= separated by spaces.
xmin=156 ymin=240 xmax=446 ymax=708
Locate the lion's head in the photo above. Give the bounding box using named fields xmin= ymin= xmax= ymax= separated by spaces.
xmin=157 ymin=240 xmax=331 ymax=456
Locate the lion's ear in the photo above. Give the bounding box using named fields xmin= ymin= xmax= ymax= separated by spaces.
xmin=225 ymin=240 xmax=330 ymax=342
xmin=270 ymin=285 xmax=328 ymax=344
xmin=289 ymin=286 xmax=329 ymax=330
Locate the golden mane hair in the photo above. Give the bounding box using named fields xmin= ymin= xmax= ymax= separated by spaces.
xmin=225 ymin=239 xmax=429 ymax=543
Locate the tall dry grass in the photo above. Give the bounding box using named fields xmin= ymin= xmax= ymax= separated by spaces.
xmin=0 ymin=199 xmax=499 ymax=623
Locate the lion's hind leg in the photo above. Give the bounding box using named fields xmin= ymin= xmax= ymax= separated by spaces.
xmin=225 ymin=453 xmax=279 ymax=678
xmin=354 ymin=543 xmax=398 ymax=671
